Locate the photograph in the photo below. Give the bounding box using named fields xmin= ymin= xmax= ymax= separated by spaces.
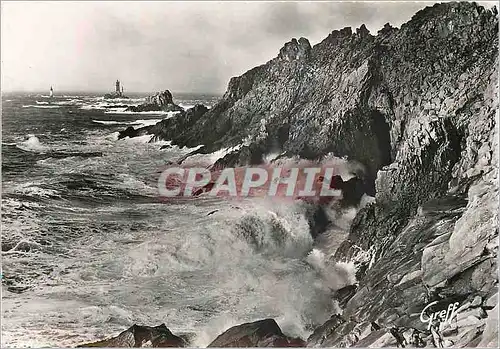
xmin=1 ymin=0 xmax=498 ymax=347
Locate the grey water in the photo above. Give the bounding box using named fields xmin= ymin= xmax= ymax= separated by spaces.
xmin=1 ymin=92 xmax=349 ymax=347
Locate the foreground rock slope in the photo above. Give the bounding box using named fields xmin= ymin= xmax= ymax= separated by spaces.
xmin=207 ymin=319 xmax=306 ymax=347
xmin=114 ymin=2 xmax=498 ymax=347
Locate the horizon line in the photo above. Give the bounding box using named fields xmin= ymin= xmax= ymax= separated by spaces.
xmin=0 ymin=90 xmax=223 ymax=96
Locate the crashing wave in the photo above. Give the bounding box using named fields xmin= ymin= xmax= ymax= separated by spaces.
xmin=16 ymin=135 xmax=48 ymax=152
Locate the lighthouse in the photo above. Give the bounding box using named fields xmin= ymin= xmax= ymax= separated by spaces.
xmin=105 ymin=79 xmax=128 ymax=99
xmin=115 ymin=80 xmax=122 ymax=96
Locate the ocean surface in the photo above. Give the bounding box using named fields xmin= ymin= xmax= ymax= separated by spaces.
xmin=1 ymin=92 xmax=351 ymax=347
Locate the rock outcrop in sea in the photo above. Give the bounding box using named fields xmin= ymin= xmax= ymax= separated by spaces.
xmin=113 ymin=2 xmax=498 ymax=347
xmin=126 ymin=90 xmax=184 ymax=113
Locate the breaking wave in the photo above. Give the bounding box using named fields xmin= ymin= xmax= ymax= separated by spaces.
xmin=16 ymin=135 xmax=48 ymax=152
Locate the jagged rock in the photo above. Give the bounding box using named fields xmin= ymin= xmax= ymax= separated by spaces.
xmin=76 ymin=324 xmax=186 ymax=347
xmin=333 ymin=285 xmax=357 ymax=308
xmin=207 ymin=319 xmax=305 ymax=347
xmin=127 ymin=90 xmax=184 ymax=112
xmin=377 ymin=23 xmax=396 ymax=36
xmin=484 ymin=291 xmax=498 ymax=309
xmin=356 ymin=24 xmax=370 ymax=37
xmin=147 ymin=89 xmax=174 ymax=105
xmin=351 ymin=329 xmax=395 ymax=347
xmin=302 ymin=2 xmax=498 ymax=347
xmin=477 ymin=304 xmax=499 ymax=347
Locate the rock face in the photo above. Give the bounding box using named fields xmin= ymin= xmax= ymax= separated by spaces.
xmin=127 ymin=90 xmax=184 ymax=112
xmin=118 ymin=2 xmax=498 ymax=347
xmin=207 ymin=319 xmax=306 ymax=347
xmin=76 ymin=324 xmax=186 ymax=347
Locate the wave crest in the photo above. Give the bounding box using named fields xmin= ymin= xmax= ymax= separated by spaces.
xmin=16 ymin=135 xmax=48 ymax=152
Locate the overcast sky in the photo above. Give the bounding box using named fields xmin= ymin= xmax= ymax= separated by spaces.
xmin=1 ymin=1 xmax=496 ymax=94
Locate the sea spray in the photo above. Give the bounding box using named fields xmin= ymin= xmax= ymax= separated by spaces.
xmin=17 ymin=135 xmax=48 ymax=152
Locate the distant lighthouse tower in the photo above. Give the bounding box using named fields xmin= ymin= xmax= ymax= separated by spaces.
xmin=115 ymin=80 xmax=121 ymax=96
xmin=104 ymin=79 xmax=128 ymax=99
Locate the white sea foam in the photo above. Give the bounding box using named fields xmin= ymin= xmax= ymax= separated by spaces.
xmin=116 ymin=173 xmax=157 ymax=196
xmin=81 ymin=101 xmax=140 ymax=110
xmin=209 ymin=144 xmax=243 ymax=163
xmin=156 ymin=139 xmax=173 ymax=147
xmin=107 ymin=132 xmax=120 ymax=141
xmin=4 ymin=93 xmax=359 ymax=348
xmin=131 ymin=119 xmax=162 ymax=127
xmin=81 ymin=104 xmax=106 ymax=110
xmin=54 ymin=99 xmax=84 ymax=106
xmin=180 ymin=144 xmax=243 ymax=167
xmin=16 ymin=135 xmax=48 ymax=152
xmin=179 ymin=103 xmax=194 ymax=110
xmin=22 ymin=105 xmax=60 ymax=109
xmin=93 ymin=119 xmax=163 ymax=127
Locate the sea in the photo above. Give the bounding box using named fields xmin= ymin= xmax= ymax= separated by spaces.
xmin=1 ymin=92 xmax=353 ymax=347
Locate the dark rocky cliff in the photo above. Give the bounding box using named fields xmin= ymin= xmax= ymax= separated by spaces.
xmin=116 ymin=2 xmax=498 ymax=347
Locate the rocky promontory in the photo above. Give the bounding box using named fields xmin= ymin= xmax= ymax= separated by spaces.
xmin=115 ymin=2 xmax=498 ymax=347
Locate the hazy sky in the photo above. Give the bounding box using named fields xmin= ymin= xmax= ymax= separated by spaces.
xmin=1 ymin=1 xmax=495 ymax=93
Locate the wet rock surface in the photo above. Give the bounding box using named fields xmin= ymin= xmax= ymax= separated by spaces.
xmin=77 ymin=324 xmax=187 ymax=347
xmin=127 ymin=90 xmax=184 ymax=113
xmin=208 ymin=319 xmax=306 ymax=347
